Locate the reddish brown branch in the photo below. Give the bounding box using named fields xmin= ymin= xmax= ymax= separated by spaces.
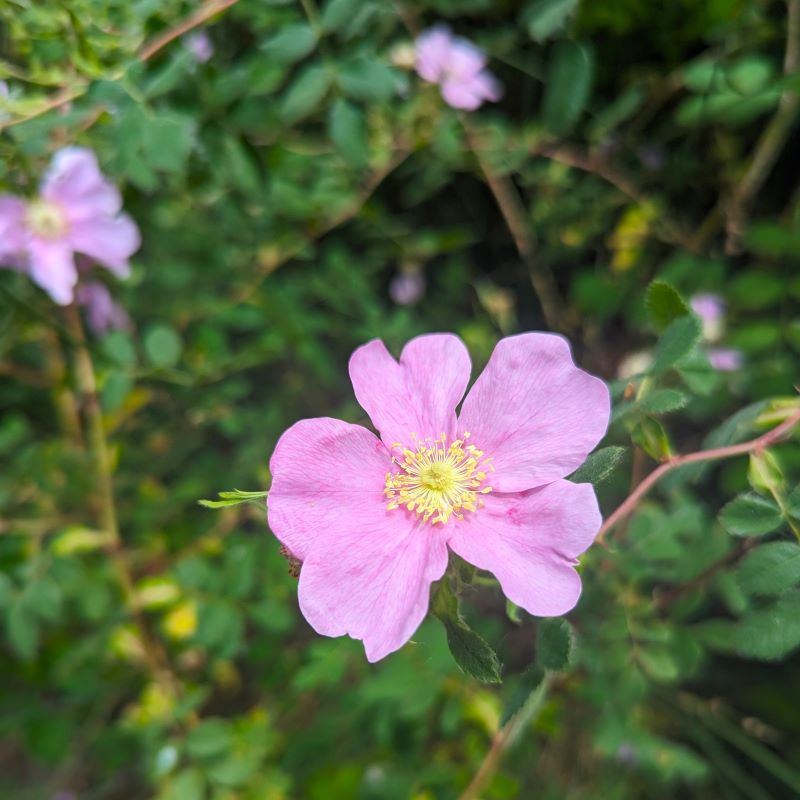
xmin=597 ymin=407 xmax=800 ymax=543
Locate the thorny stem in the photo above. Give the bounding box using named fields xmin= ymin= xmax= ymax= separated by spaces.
xmin=63 ymin=305 xmax=187 ymax=716
xmin=597 ymin=407 xmax=800 ymax=544
xmin=459 ymin=674 xmax=552 ymax=800
xmin=463 ymin=122 xmax=571 ymax=334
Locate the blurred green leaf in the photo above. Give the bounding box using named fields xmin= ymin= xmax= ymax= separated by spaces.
xmin=281 ymin=63 xmax=332 ymax=123
xmin=645 ymin=280 xmax=690 ymax=332
xmin=337 ymin=58 xmax=396 ymax=102
xmin=639 ymin=389 xmax=689 ymax=415
xmin=719 ymin=493 xmax=783 ymax=537
xmin=144 ymin=324 xmax=183 ymax=368
xmin=185 ymin=718 xmax=234 ymax=759
xmin=569 ymin=446 xmax=626 ymax=485
xmin=536 ymin=618 xmax=575 ymax=671
xmin=523 ymin=0 xmax=578 ymax=42
xmin=261 ymin=23 xmax=317 ymax=64
xmin=7 ymin=603 xmax=38 ymax=661
xmin=651 ymin=314 xmax=702 ymax=374
xmin=737 ymin=542 xmax=800 ymax=597
xmin=328 ymin=98 xmax=368 ymax=168
xmin=542 ymin=41 xmax=593 ymax=135
xmin=321 ymin=0 xmax=362 ymax=32
xmin=500 ymin=665 xmax=545 ymax=725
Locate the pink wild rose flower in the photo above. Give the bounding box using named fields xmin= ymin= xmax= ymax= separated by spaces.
xmin=0 ymin=147 xmax=140 ymax=305
xmin=415 ymin=25 xmax=502 ymax=111
xmin=267 ymin=333 xmax=610 ymax=662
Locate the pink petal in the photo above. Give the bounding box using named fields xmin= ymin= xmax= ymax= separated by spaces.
xmin=41 ymin=147 xmax=122 ymax=221
xmin=446 ymin=39 xmax=488 ymax=81
xmin=441 ymin=71 xmax=503 ymax=110
xmin=458 ymin=333 xmax=610 ymax=492
xmin=415 ymin=25 xmax=454 ymax=83
xmin=67 ymin=214 xmax=141 ymax=277
xmin=267 ymin=416 xmax=449 ymax=661
xmin=348 ymin=334 xmax=471 ymax=450
xmin=0 ymin=195 xmax=27 ymax=257
xmin=448 ymin=480 xmax=601 ymax=616
xmin=299 ymin=517 xmax=448 ymax=662
xmin=28 ymin=239 xmax=77 ymax=305
xmin=267 ymin=417 xmax=392 ymax=561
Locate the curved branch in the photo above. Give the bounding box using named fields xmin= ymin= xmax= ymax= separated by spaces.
xmin=597 ymin=407 xmax=800 ymax=543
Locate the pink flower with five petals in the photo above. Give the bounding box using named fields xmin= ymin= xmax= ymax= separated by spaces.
xmin=267 ymin=333 xmax=610 ymax=662
xmin=415 ymin=25 xmax=502 ymax=111
xmin=0 ymin=147 xmax=140 ymax=305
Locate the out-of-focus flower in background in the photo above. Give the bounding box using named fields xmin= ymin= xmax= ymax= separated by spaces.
xmin=415 ymin=25 xmax=502 ymax=111
xmin=691 ymin=292 xmax=725 ymax=341
xmin=389 ymin=268 xmax=425 ymax=306
xmin=77 ymin=281 xmax=131 ymax=336
xmin=707 ymin=347 xmax=743 ymax=372
xmin=184 ymin=31 xmax=214 ymax=64
xmin=0 ymin=147 xmax=140 ymax=305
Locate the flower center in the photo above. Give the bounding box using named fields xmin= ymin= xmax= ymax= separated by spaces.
xmin=25 ymin=200 xmax=68 ymax=240
xmin=384 ymin=433 xmax=493 ymax=525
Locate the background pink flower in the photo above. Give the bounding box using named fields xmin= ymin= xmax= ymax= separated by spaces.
xmin=415 ymin=25 xmax=502 ymax=111
xmin=708 ymin=347 xmax=743 ymax=371
xmin=267 ymin=333 xmax=609 ymax=662
xmin=0 ymin=147 xmax=140 ymax=305
xmin=76 ymin=281 xmax=131 ymax=336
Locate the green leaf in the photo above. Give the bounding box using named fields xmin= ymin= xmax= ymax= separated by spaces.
xmin=281 ymin=64 xmax=332 ymax=123
xmin=734 ymin=590 xmax=800 ymax=661
xmin=7 ymin=603 xmax=38 ymax=660
xmin=645 ymin=280 xmax=690 ymax=331
xmin=185 ymin=718 xmax=233 ymax=759
xmin=787 ymin=485 xmax=800 ymax=519
xmin=542 ymin=41 xmax=594 ymax=135
xmin=432 ymin=582 xmax=501 ymax=683
xmin=22 ymin=576 xmax=62 ymax=623
xmin=337 ymin=58 xmax=396 ymax=103
xmin=719 ymin=493 xmax=783 ymax=537
xmin=500 ymin=665 xmax=545 ymax=725
xmin=523 ymin=0 xmax=578 ymax=42
xmin=737 ymin=542 xmax=800 ymax=596
xmin=650 ymin=314 xmax=702 ymax=374
xmin=328 ymin=98 xmax=368 ymax=168
xmin=569 ymin=446 xmax=626 ymax=485
xmin=144 ymin=324 xmax=183 ymax=368
xmin=440 ymin=617 xmax=502 ymax=684
xmin=161 ymin=768 xmax=206 ymax=800
xmin=639 ymin=389 xmax=689 ymax=415
xmin=260 ymin=23 xmax=317 ymax=64
xmin=536 ymin=618 xmax=575 ymax=671
xmin=142 ymin=112 xmax=194 ymax=174
xmin=321 ymin=0 xmax=362 ymax=32
xmin=748 ymin=450 xmax=783 ymax=494
xmin=198 ymin=489 xmax=268 ymax=509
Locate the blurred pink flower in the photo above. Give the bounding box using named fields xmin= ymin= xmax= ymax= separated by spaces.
xmin=76 ymin=281 xmax=131 ymax=335
xmin=267 ymin=333 xmax=609 ymax=661
xmin=691 ymin=292 xmax=725 ymax=341
xmin=184 ymin=31 xmax=214 ymax=63
xmin=0 ymin=147 xmax=140 ymax=305
xmin=415 ymin=25 xmax=502 ymax=111
xmin=389 ymin=270 xmax=425 ymax=305
xmin=708 ymin=347 xmax=743 ymax=371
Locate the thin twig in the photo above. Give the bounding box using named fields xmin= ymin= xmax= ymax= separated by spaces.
xmin=63 ymin=305 xmax=188 ymax=717
xmin=532 ymin=143 xmax=696 ymax=251
xmin=597 ymin=407 xmax=800 ymax=543
xmin=463 ymin=122 xmax=570 ymax=333
xmin=459 ymin=675 xmax=552 ymax=800
xmin=137 ymin=0 xmax=239 ymax=61
xmin=724 ymin=0 xmax=800 ymax=252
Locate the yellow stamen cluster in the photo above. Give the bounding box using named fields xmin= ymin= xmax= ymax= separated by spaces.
xmin=384 ymin=433 xmax=493 ymax=525
xmin=25 ymin=200 xmax=68 ymax=240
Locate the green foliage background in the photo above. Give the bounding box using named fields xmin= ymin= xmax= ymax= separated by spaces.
xmin=1 ymin=0 xmax=800 ymax=798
